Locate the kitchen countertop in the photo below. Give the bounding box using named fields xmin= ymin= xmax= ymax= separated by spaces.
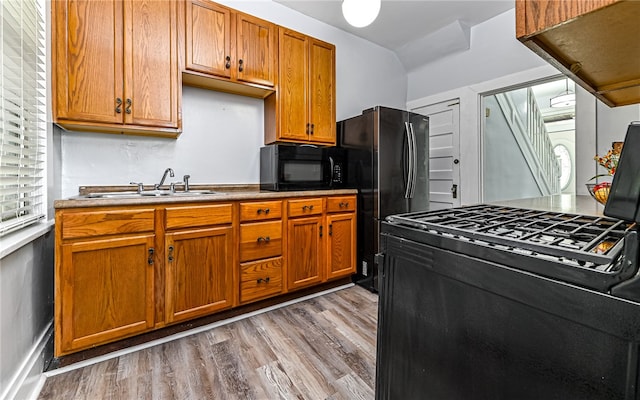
xmin=54 ymin=184 xmax=358 ymax=209
xmin=489 ymin=194 xmax=605 ymax=217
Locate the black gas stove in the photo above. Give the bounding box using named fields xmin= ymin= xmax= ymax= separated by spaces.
xmin=385 ymin=204 xmax=640 ymax=300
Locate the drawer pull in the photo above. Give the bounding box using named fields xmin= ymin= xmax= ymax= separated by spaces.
xmin=257 ymin=236 xmax=271 ymax=243
xmin=302 ymin=205 xmax=314 ymax=211
xmin=257 ymin=208 xmax=270 ymax=215
xmin=148 ymin=248 xmax=154 ymax=265
xmin=339 ymin=202 xmax=349 ymax=208
xmin=257 ymin=277 xmax=271 ymax=284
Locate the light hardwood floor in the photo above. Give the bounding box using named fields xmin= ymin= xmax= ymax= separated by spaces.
xmin=38 ymin=285 xmax=378 ymax=399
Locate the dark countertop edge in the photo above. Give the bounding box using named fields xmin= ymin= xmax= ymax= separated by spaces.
xmin=54 ymin=188 xmax=358 ymax=209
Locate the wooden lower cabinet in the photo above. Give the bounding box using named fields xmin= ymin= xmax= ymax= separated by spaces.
xmin=326 ymin=212 xmax=356 ymax=280
xmin=165 ymin=226 xmax=235 ymax=324
xmin=56 ymin=234 xmax=156 ymax=356
xmin=287 ymin=215 xmax=324 ymax=290
xmin=240 ymin=256 xmax=283 ymax=303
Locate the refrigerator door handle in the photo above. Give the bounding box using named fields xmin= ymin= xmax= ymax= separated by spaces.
xmin=404 ymin=122 xmax=413 ymax=199
xmin=409 ymin=122 xmax=418 ymax=198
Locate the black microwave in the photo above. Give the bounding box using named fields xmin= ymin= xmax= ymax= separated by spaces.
xmin=260 ymin=144 xmax=346 ymax=191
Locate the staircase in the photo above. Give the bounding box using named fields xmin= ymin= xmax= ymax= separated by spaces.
xmin=494 ymin=89 xmax=560 ymax=195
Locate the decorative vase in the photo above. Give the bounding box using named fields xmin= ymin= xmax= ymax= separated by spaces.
xmin=586 ymin=182 xmax=611 ymax=205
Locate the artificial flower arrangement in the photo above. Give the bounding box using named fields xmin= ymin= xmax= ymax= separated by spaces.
xmin=588 ymin=142 xmax=622 ymax=205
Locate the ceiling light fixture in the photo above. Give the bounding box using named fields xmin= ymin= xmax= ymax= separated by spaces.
xmin=342 ymin=0 xmax=381 ymax=28
xmin=550 ymin=78 xmax=576 ymax=108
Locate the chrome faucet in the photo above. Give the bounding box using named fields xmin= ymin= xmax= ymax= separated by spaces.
xmin=183 ymin=174 xmax=191 ymax=192
xmin=154 ymin=168 xmax=174 ymax=190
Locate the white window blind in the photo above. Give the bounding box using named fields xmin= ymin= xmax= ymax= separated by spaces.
xmin=0 ymin=0 xmax=46 ymax=236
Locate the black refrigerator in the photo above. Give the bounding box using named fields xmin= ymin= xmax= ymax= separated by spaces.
xmin=337 ymin=106 xmax=429 ymax=292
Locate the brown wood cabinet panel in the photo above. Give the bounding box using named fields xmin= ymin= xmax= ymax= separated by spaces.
xmin=52 ymin=0 xmax=179 ymax=136
xmin=287 ymin=216 xmax=323 ymax=290
xmin=124 ymin=0 xmax=179 ymax=128
xmin=326 ymin=195 xmax=356 ymax=213
xmin=240 ymin=256 xmax=283 ymax=304
xmin=185 ymin=0 xmax=232 ymax=78
xmin=276 ymin=28 xmax=309 ymax=142
xmin=53 ymin=0 xmax=123 ymax=124
xmin=308 ymin=38 xmax=336 ymax=144
xmin=165 ymin=203 xmax=233 ymax=230
xmin=288 ymin=198 xmax=324 ymax=218
xmin=57 ymin=235 xmax=155 ymax=355
xmin=326 ymin=213 xmax=356 ymax=280
xmin=165 ymin=226 xmax=234 ymax=323
xmin=235 ymin=13 xmax=277 ymax=87
xmin=240 ymin=220 xmax=282 ymax=262
xmin=516 ymin=0 xmax=640 ymax=107
xmin=61 ymin=209 xmax=155 ymax=239
xmin=239 ymin=200 xmax=282 ymax=222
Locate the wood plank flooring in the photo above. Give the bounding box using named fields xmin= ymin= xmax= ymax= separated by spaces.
xmin=38 ymin=285 xmax=378 ymax=399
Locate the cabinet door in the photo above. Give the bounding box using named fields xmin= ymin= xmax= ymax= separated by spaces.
xmin=287 ymin=216 xmax=323 ymax=290
xmin=53 ymin=0 xmax=123 ymax=124
xmin=236 ymin=13 xmax=276 ymax=87
xmin=326 ymin=213 xmax=356 ymax=280
xmin=57 ymin=235 xmax=155 ymax=355
xmin=185 ymin=0 xmax=232 ymax=79
xmin=124 ymin=0 xmax=179 ymax=128
xmin=308 ymin=38 xmax=336 ymax=145
xmin=278 ymin=29 xmax=309 ymax=142
xmin=165 ymin=226 xmax=234 ymax=323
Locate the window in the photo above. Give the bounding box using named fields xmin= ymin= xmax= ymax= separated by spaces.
xmin=0 ymin=0 xmax=46 ymax=236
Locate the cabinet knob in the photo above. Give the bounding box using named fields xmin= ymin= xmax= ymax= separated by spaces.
xmin=115 ymin=97 xmax=122 ymax=114
xmin=125 ymin=98 xmax=132 ymax=114
xmin=225 ymin=55 xmax=231 ymax=69
xmin=238 ymin=59 xmax=244 ymax=72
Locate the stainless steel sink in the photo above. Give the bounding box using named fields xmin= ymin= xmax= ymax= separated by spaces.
xmin=83 ymin=190 xmax=224 ymax=199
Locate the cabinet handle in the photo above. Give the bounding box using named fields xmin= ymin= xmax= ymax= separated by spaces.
xmin=339 ymin=202 xmax=349 ymax=208
xmin=225 ymin=55 xmax=231 ymax=69
xmin=238 ymin=59 xmax=244 ymax=72
xmin=125 ymin=98 xmax=132 ymax=114
xmin=257 ymin=208 xmax=270 ymax=215
xmin=329 ymin=224 xmax=333 ymax=236
xmin=168 ymin=245 xmax=174 ymax=262
xmin=306 ymin=123 xmax=310 ymax=135
xmin=302 ymin=205 xmax=314 ymax=211
xmin=311 ymin=123 xmax=315 ymax=135
xmin=319 ymin=225 xmax=323 ymax=238
xmin=148 ymin=248 xmax=154 ymax=265
xmin=115 ymin=98 xmax=122 ymax=113
xmin=257 ymin=276 xmax=271 ymax=284
xmin=257 ymin=236 xmax=271 ymax=243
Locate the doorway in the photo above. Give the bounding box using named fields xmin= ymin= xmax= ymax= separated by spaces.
xmin=482 ymin=77 xmax=576 ymax=202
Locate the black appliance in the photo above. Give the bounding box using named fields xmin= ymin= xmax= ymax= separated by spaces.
xmin=337 ymin=106 xmax=429 ymax=292
xmin=375 ymin=122 xmax=640 ymax=399
xmin=260 ymin=144 xmax=345 ymax=191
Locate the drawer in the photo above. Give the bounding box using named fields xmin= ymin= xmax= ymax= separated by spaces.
xmin=61 ymin=209 xmax=155 ymax=239
xmin=165 ymin=203 xmax=232 ymax=230
xmin=287 ymin=198 xmax=323 ymax=218
xmin=240 ymin=220 xmax=282 ymax=262
xmin=326 ymin=196 xmax=356 ymax=213
xmin=240 ymin=257 xmax=283 ymax=304
xmin=240 ymin=200 xmax=282 ymax=222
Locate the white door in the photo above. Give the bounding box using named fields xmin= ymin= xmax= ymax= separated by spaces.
xmin=413 ymin=100 xmax=461 ymax=210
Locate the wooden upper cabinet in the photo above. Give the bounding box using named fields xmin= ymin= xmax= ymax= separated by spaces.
xmin=185 ymin=0 xmax=232 ymax=79
xmin=265 ymin=28 xmax=336 ymax=145
xmin=516 ymin=0 xmax=640 ymax=107
xmin=53 ymin=0 xmax=180 ymax=136
xmin=183 ymin=1 xmax=277 ymax=92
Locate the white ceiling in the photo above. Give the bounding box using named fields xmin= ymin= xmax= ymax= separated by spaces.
xmin=274 ymin=0 xmax=515 ymax=70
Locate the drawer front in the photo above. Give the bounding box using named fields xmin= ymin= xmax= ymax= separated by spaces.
xmin=326 ymin=195 xmax=356 ymax=213
xmin=287 ymin=198 xmax=323 ymax=218
xmin=240 ymin=200 xmax=282 ymax=222
xmin=240 ymin=257 xmax=283 ymax=303
xmin=240 ymin=220 xmax=282 ymax=262
xmin=165 ymin=203 xmax=233 ymax=230
xmin=61 ymin=209 xmax=155 ymax=239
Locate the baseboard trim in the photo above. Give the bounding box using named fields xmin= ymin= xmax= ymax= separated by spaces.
xmin=0 ymin=322 xmax=53 ymax=400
